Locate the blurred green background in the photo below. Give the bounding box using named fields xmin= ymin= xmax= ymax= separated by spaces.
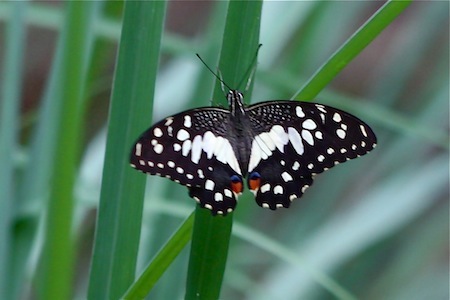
xmin=0 ymin=1 xmax=448 ymax=299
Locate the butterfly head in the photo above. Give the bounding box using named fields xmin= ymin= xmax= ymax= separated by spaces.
xmin=227 ymin=90 xmax=245 ymax=116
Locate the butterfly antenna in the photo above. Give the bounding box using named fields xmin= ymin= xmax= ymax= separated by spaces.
xmin=217 ymin=69 xmax=227 ymax=94
xmin=237 ymin=43 xmax=263 ymax=92
xmin=196 ymin=53 xmax=233 ymax=92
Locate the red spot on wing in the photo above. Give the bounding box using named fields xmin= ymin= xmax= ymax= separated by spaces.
xmin=231 ymin=181 xmax=243 ymax=194
xmin=248 ymin=177 xmax=261 ymax=191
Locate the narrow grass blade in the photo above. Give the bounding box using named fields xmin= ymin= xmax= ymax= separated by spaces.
xmin=233 ymin=223 xmax=357 ymax=300
xmin=38 ymin=2 xmax=94 ymax=299
xmin=185 ymin=1 xmax=262 ymax=299
xmin=0 ymin=2 xmax=26 ymax=299
xmin=294 ymin=0 xmax=412 ymax=101
xmin=122 ymin=212 xmax=195 ymax=299
xmin=87 ymin=1 xmax=167 ymax=299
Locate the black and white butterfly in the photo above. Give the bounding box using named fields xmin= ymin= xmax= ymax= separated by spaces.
xmin=130 ymin=90 xmax=377 ymax=215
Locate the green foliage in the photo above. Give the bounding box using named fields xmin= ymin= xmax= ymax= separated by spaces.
xmin=0 ymin=1 xmax=448 ymax=299
xmin=87 ymin=1 xmax=166 ymax=299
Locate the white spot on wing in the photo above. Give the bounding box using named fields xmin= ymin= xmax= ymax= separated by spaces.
xmin=292 ymin=161 xmax=300 ymax=170
xmin=273 ymin=185 xmax=284 ymax=194
xmin=320 ymin=113 xmax=326 ymax=123
xmin=248 ymin=126 xmax=290 ymax=173
xmin=316 ymin=104 xmax=327 ymax=113
xmin=302 ymin=119 xmax=317 ymax=130
xmin=260 ymin=183 xmax=270 ymax=193
xmin=177 ymin=129 xmax=190 ymax=141
xmin=301 ymin=185 xmax=309 ymax=193
xmin=336 ymin=129 xmax=346 ymax=139
xmin=182 ymin=140 xmax=192 ymax=156
xmin=224 ymin=189 xmax=232 ymax=198
xmin=296 ymin=106 xmax=305 ymax=118
xmin=333 ymin=112 xmax=342 ymax=122
xmin=205 ymin=179 xmax=215 ymax=191
xmin=153 ymin=128 xmax=163 ymax=137
xmin=301 ymin=129 xmax=314 ymax=146
xmin=253 ymin=134 xmax=272 ymax=158
xmin=258 ymin=132 xmax=276 ymax=152
xmin=288 ymin=127 xmax=304 ymax=154
xmin=214 ymin=192 xmax=223 ymax=202
xmin=281 ymin=171 xmax=293 ymax=182
xmin=135 ymin=143 xmax=142 ymax=156
xmin=268 ymin=125 xmax=289 ymax=152
xmin=360 ymin=125 xmax=368 ymax=137
xmin=165 ymin=117 xmax=173 ymax=126
xmin=191 ymin=135 xmax=203 ymax=164
xmin=214 ymin=137 xmax=241 ymax=175
xmin=202 ymin=131 xmax=216 ymax=159
xmin=154 ymin=144 xmax=163 ymax=154
xmin=184 ymin=115 xmax=192 ymax=128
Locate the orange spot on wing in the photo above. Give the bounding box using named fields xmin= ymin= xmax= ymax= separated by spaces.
xmin=248 ymin=177 xmax=261 ymax=191
xmin=231 ymin=181 xmax=243 ymax=194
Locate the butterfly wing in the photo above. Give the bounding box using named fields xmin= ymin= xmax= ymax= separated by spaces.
xmin=246 ymin=101 xmax=377 ymax=210
xmin=130 ymin=107 xmax=244 ymax=215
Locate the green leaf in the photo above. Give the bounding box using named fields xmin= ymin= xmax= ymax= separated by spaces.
xmin=294 ymin=0 xmax=412 ymax=100
xmin=0 ymin=2 xmax=26 ymax=299
xmin=87 ymin=1 xmax=167 ymax=299
xmin=185 ymin=1 xmax=263 ymax=299
xmin=122 ymin=212 xmax=195 ymax=299
xmin=38 ymin=2 xmax=94 ymax=299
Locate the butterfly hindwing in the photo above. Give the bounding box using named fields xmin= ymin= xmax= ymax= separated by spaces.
xmin=246 ymin=101 xmax=377 ymax=209
xmin=130 ymin=107 xmax=243 ymax=215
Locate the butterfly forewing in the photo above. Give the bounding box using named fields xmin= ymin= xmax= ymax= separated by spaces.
xmin=245 ymin=101 xmax=377 ymax=209
xmin=130 ymin=107 xmax=244 ymax=215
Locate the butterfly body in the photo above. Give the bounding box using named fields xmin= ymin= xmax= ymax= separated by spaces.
xmin=130 ymin=90 xmax=376 ymax=215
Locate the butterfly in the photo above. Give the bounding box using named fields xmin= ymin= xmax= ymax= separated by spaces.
xmin=130 ymin=90 xmax=377 ymax=215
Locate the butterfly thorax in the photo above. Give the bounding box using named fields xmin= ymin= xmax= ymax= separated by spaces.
xmin=226 ymin=90 xmax=254 ymax=176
